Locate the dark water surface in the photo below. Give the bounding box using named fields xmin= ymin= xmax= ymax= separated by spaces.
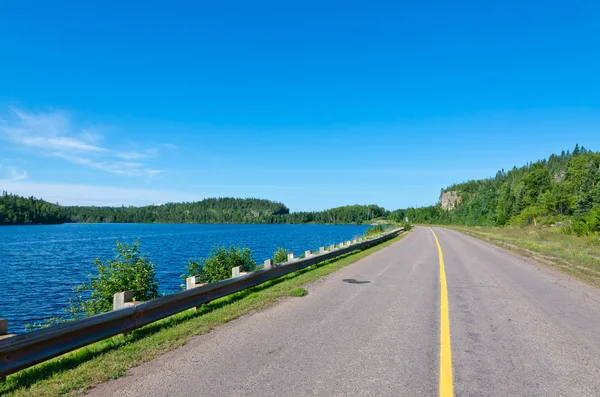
xmin=0 ymin=223 xmax=368 ymax=333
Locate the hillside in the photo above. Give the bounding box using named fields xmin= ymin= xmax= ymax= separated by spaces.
xmin=0 ymin=193 xmax=386 ymax=225
xmin=391 ymin=145 xmax=600 ymax=235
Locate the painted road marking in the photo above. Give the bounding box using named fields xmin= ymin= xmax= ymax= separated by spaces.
xmin=430 ymin=228 xmax=454 ymax=397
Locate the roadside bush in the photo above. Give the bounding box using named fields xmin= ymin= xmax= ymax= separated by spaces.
xmin=561 ymin=206 xmax=600 ymax=236
xmin=187 ymin=245 xmax=256 ymax=284
xmin=27 ymin=240 xmax=159 ymax=330
xmin=364 ymin=225 xmax=384 ymax=238
xmin=508 ymin=206 xmax=543 ymax=227
xmin=70 ymin=240 xmax=159 ymax=317
xmin=401 ymin=221 xmax=412 ymax=231
xmin=273 ymin=247 xmax=290 ymax=264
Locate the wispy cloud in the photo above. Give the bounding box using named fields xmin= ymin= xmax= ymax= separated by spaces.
xmin=10 ymin=168 xmax=28 ymax=181
xmin=115 ymin=148 xmax=158 ymax=160
xmin=0 ymin=107 xmax=166 ymax=178
xmin=0 ymin=164 xmax=28 ymax=182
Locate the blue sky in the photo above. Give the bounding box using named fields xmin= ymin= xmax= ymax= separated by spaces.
xmin=0 ymin=1 xmax=598 ymax=211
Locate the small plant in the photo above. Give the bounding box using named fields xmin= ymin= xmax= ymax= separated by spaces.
xmin=27 ymin=239 xmax=159 ymax=330
xmin=187 ymin=245 xmax=257 ymax=284
xmin=364 ymin=225 xmax=385 ymax=238
xmin=71 ymin=239 xmax=159 ymax=317
xmin=273 ymin=247 xmax=290 ymax=264
xmin=288 ymin=287 xmax=308 ymax=297
xmin=183 ymin=258 xmax=205 ymax=282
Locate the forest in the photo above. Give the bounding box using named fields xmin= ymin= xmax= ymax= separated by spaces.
xmin=391 ymin=145 xmax=600 ymax=235
xmin=0 ymin=194 xmax=387 ymax=226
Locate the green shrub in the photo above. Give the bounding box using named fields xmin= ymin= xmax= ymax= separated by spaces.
xmin=273 ymin=247 xmax=290 ymax=264
xmin=365 ymin=225 xmax=384 ymax=238
xmin=508 ymin=206 xmax=543 ymax=227
xmin=561 ymin=206 xmax=600 ymax=236
xmin=585 ymin=206 xmax=600 ymax=233
xmin=27 ymin=240 xmax=159 ymax=330
xmin=70 ymin=240 xmax=159 ymax=317
xmin=188 ymin=245 xmax=256 ymax=284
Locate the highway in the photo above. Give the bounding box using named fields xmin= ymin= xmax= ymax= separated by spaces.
xmin=87 ymin=227 xmax=600 ymax=397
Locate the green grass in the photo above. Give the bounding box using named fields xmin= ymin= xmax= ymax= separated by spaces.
xmin=442 ymin=225 xmax=600 ymax=288
xmin=287 ymin=287 xmax=308 ymax=297
xmin=1 ymin=231 xmax=410 ymax=397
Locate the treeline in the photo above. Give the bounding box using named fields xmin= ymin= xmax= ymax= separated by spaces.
xmin=0 ymin=193 xmax=68 ymax=225
xmin=275 ymin=205 xmax=387 ymax=224
xmin=64 ymin=198 xmax=290 ymax=224
xmin=392 ymin=145 xmax=600 ymax=235
xmin=0 ymin=193 xmax=387 ymax=226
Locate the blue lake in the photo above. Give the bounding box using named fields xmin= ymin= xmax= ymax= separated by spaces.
xmin=0 ymin=223 xmax=369 ymax=333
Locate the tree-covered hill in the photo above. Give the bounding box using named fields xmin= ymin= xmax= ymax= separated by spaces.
xmin=0 ymin=193 xmax=386 ymax=225
xmin=63 ymin=198 xmax=290 ymax=224
xmin=0 ymin=193 xmax=68 ymax=225
xmin=391 ymin=145 xmax=600 ymax=235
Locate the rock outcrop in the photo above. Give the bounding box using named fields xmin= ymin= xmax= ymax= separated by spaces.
xmin=440 ymin=191 xmax=461 ymax=211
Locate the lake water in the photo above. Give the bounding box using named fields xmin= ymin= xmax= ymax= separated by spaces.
xmin=0 ymin=223 xmax=368 ymax=333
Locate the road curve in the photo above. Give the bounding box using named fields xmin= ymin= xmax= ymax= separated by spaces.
xmin=87 ymin=227 xmax=600 ymax=397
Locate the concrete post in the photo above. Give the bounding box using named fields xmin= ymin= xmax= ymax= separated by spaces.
xmin=352 ymin=239 xmax=357 ymax=244
xmin=232 ymin=266 xmax=242 ymax=278
xmin=346 ymin=241 xmax=352 ymax=246
xmin=339 ymin=242 xmax=344 ymax=248
xmin=113 ymin=290 xmax=133 ymax=310
xmin=186 ymin=276 xmax=195 ymax=290
xmin=264 ymin=259 xmax=273 ymax=269
xmin=186 ymin=276 xmax=206 ymax=290
xmin=320 ymin=247 xmax=326 ymax=254
xmin=185 ymin=276 xmax=206 ymax=310
xmin=305 ymin=250 xmax=312 ymax=257
xmin=287 ymin=253 xmax=295 ymax=261
xmin=330 ymin=244 xmax=336 ymax=251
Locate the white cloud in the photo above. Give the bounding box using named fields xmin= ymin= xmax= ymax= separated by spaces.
xmin=2 ymin=107 xmax=104 ymax=152
xmin=0 ymin=164 xmax=28 ymax=181
xmin=52 ymin=152 xmax=164 ymax=177
xmin=10 ymin=168 xmax=28 ymax=181
xmin=0 ymin=107 xmax=167 ymax=178
xmin=0 ymin=179 xmax=204 ymax=206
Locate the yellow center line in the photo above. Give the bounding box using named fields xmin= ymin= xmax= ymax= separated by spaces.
xmin=430 ymin=227 xmax=454 ymax=397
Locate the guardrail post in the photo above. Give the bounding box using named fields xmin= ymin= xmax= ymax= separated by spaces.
xmin=0 ymin=319 xmax=16 ymax=348
xmin=287 ymin=253 xmax=295 ymax=261
xmin=330 ymin=244 xmax=336 ymax=251
xmin=232 ymin=266 xmax=248 ymax=278
xmin=0 ymin=318 xmax=10 ymax=381
xmin=352 ymin=239 xmax=357 ymax=244
xmin=346 ymin=240 xmax=351 ymax=246
xmin=186 ymin=276 xmax=206 ymax=290
xmin=113 ymin=291 xmax=133 ymax=310
xmin=264 ymin=259 xmax=273 ymax=269
xmin=0 ymin=319 xmax=7 ymax=335
xmin=319 ymin=247 xmax=325 ymax=254
xmin=185 ymin=276 xmax=207 ymax=310
xmin=339 ymin=242 xmax=344 ymax=248
xmin=305 ymin=250 xmax=312 ymax=258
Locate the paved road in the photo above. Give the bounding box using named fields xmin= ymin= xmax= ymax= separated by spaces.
xmin=87 ymin=227 xmax=600 ymax=397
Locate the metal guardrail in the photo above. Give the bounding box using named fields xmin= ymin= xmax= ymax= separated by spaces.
xmin=0 ymin=228 xmax=404 ymax=378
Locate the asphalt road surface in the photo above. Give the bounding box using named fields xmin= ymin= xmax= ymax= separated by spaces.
xmin=87 ymin=227 xmax=600 ymax=397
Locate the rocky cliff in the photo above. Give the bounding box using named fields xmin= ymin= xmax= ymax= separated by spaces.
xmin=440 ymin=191 xmax=461 ymax=211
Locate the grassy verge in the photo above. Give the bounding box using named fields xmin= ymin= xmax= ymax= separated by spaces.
xmin=442 ymin=225 xmax=600 ymax=288
xmin=1 ymin=231 xmax=410 ymax=397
